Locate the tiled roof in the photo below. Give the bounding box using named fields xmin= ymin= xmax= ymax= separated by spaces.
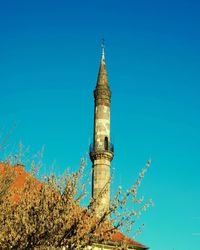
xmin=0 ymin=162 xmax=41 ymax=202
xmin=112 ymin=231 xmax=146 ymax=248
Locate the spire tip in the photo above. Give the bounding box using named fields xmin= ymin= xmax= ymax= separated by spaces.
xmin=101 ymin=38 xmax=105 ymax=60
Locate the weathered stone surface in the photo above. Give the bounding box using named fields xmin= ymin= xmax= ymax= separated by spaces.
xmin=94 ymin=105 xmax=110 ymax=151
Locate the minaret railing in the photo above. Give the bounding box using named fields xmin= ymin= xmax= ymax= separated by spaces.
xmin=89 ymin=142 xmax=114 ymax=154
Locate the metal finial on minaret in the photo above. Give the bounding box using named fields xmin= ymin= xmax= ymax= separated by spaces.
xmin=101 ymin=38 xmax=105 ymax=60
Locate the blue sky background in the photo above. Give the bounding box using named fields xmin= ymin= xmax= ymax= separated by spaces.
xmin=0 ymin=0 xmax=200 ymax=249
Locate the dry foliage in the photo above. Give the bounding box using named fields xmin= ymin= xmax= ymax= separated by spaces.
xmin=0 ymin=156 xmax=152 ymax=250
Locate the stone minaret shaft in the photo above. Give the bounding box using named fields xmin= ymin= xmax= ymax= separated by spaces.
xmin=90 ymin=47 xmax=114 ymax=217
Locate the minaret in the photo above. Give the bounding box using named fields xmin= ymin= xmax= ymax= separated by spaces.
xmin=90 ymin=42 xmax=114 ymax=217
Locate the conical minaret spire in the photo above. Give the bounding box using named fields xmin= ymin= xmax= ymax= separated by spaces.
xmin=90 ymin=43 xmax=114 ymax=218
xmin=96 ymin=40 xmax=109 ymax=87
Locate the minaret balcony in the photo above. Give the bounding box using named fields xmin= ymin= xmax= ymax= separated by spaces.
xmin=90 ymin=142 xmax=114 ymax=154
xmin=89 ymin=142 xmax=114 ymax=161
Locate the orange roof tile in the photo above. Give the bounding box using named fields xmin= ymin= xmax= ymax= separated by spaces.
xmin=112 ymin=231 xmax=146 ymax=248
xmin=0 ymin=162 xmax=41 ymax=202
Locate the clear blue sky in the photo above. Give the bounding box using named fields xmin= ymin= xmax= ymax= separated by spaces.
xmin=0 ymin=1 xmax=200 ymax=249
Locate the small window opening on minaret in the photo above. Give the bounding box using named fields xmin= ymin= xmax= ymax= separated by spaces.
xmin=104 ymin=136 xmax=109 ymax=150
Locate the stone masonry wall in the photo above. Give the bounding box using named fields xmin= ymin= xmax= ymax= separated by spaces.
xmin=92 ymin=157 xmax=111 ymax=215
xmin=94 ymin=105 xmax=110 ymax=151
